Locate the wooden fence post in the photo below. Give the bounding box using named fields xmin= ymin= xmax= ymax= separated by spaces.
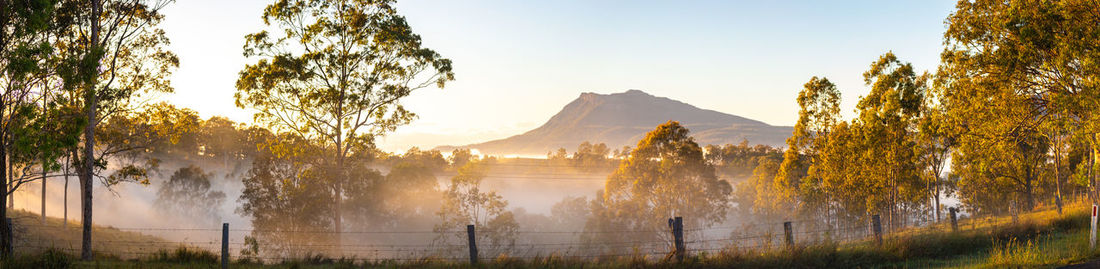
xmin=222 ymin=223 xmax=229 ymax=269
xmin=672 ymin=217 xmax=685 ymax=262
xmin=872 ymin=215 xmax=883 ymax=246
xmin=783 ymin=221 xmax=794 ymax=248
xmin=467 ymin=225 xmax=478 ymax=264
xmin=949 ymin=207 xmax=958 ymax=232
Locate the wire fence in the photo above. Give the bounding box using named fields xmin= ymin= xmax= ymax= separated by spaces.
xmin=11 ymin=198 xmax=1093 ymax=264
xmin=7 ymin=210 xmax=999 ymax=265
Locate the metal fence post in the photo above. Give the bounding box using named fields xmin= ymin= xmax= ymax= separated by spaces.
xmin=222 ymin=223 xmax=229 ymax=269
xmin=466 ymin=225 xmax=478 ymax=264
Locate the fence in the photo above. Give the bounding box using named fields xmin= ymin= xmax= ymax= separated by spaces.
xmin=5 ymin=204 xmax=1081 ymax=266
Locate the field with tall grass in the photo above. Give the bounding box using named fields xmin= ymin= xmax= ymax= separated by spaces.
xmin=6 ymin=204 xmax=1100 ymax=268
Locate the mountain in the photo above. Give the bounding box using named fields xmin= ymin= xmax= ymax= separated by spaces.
xmin=437 ymin=90 xmax=793 ymax=156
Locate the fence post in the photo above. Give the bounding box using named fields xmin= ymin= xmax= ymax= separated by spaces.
xmin=1091 ymin=204 xmax=1097 ymax=250
xmin=783 ymin=221 xmax=793 ymax=248
xmin=466 ymin=224 xmax=478 ymax=264
xmin=949 ymin=207 xmax=958 ymax=232
xmin=222 ymin=223 xmax=229 ymax=269
xmin=871 ymin=215 xmax=883 ymax=246
xmin=673 ymin=217 xmax=684 ymax=262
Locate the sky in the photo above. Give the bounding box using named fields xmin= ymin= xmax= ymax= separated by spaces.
xmin=158 ymin=0 xmax=959 ymax=153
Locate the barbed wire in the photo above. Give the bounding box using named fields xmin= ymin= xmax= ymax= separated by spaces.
xmin=13 ymin=206 xmax=1069 ymax=263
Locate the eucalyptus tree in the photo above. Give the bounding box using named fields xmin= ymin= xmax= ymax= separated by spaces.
xmin=916 ymin=79 xmax=955 ymax=221
xmin=236 ymin=0 xmax=454 ymax=237
xmin=52 ymin=0 xmax=178 ymax=260
xmin=0 ymin=0 xmax=68 ymax=256
xmin=585 ymin=121 xmax=731 ymax=250
xmin=774 ymin=76 xmax=840 ymax=219
xmin=435 ymin=159 xmax=517 ymax=255
xmin=941 ymin=0 xmax=1100 ymax=202
xmin=853 ymin=52 xmax=928 ymax=229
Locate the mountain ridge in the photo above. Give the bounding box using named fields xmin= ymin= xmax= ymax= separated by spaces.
xmin=436 ymin=90 xmax=792 ymax=156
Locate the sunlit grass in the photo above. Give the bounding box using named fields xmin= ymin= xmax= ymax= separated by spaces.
xmin=8 ymin=209 xmax=184 ymax=260
xmin=9 ymin=203 xmax=1100 ymax=268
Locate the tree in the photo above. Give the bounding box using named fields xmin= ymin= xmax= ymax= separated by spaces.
xmin=550 ymin=196 xmax=589 ymax=231
xmin=812 ymin=121 xmax=863 ymax=224
xmin=852 ymin=52 xmax=928 ymax=229
xmin=705 ymin=140 xmax=783 ymax=180
xmin=941 ymin=0 xmax=1100 ymax=202
xmin=571 ymin=141 xmax=611 ymax=172
xmin=237 ymin=132 xmax=335 ymax=258
xmin=154 ymin=165 xmax=226 ymax=223
xmin=585 ymin=121 xmax=731 ymax=250
xmin=435 ymin=159 xmax=517 ymax=254
xmin=917 ymin=78 xmax=956 ymax=221
xmin=954 ymin=125 xmax=1049 ymax=214
xmin=0 ymin=0 xmax=63 ymax=255
xmin=54 ymin=0 xmax=178 ymax=260
xmin=95 ymin=103 xmax=198 ymax=186
xmin=774 ymin=76 xmax=840 ymax=219
xmin=236 ymin=0 xmax=455 ymax=237
xmin=745 ymin=154 xmax=784 ymax=220
xmin=449 ymin=148 xmax=472 ymax=169
xmin=197 ymin=116 xmax=249 ymax=170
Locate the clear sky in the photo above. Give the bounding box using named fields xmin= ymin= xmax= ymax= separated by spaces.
xmin=158 ymin=0 xmax=958 ymax=153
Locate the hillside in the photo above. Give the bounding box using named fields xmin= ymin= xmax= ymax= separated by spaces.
xmin=438 ymin=90 xmax=792 ymax=156
xmin=7 ymin=209 xmax=181 ymax=259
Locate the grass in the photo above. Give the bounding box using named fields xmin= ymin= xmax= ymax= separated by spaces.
xmin=6 ymin=204 xmax=1100 ymax=268
xmin=8 ymin=209 xmax=182 ymax=260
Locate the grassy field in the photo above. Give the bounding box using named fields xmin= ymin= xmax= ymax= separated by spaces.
xmin=5 ymin=205 xmax=1100 ymax=268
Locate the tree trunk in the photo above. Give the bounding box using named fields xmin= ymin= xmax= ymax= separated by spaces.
xmin=333 ymin=140 xmax=343 ymax=253
xmin=80 ymin=0 xmax=101 ymax=261
xmin=934 ymin=186 xmax=941 ymax=222
xmin=41 ymin=94 xmax=47 ymax=225
xmin=63 ymin=167 xmax=68 ymax=228
xmin=1024 ymin=177 xmax=1034 ymax=211
xmin=1054 ymin=132 xmax=1063 ymax=215
xmin=41 ymin=166 xmax=45 ymax=224
xmin=7 ymin=152 xmax=12 ymax=209
xmin=0 ymin=129 xmax=9 ymax=258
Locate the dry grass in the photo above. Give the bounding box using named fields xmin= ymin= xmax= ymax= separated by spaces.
xmin=5 ymin=203 xmax=1100 ymax=268
xmin=8 ymin=209 xmax=181 ymax=260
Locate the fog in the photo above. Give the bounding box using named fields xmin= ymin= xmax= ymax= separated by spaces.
xmin=8 ymin=156 xmax=629 ymax=259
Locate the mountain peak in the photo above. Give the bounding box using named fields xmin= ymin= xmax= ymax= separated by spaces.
xmin=438 ymin=90 xmax=792 ymax=156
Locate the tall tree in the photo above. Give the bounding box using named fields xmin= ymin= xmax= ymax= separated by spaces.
xmin=0 ymin=0 xmax=59 ymax=256
xmin=237 ymin=132 xmax=336 ymax=258
xmin=236 ymin=0 xmax=454 ymax=238
xmin=435 ymin=159 xmax=517 ymax=255
xmin=154 ymin=165 xmax=226 ymax=223
xmin=853 ymin=52 xmax=928 ymax=229
xmin=54 ymin=0 xmax=177 ymax=260
xmin=916 ymin=79 xmax=955 ymax=221
xmin=774 ymin=76 xmax=840 ymax=218
xmin=941 ymin=0 xmax=1100 ymax=202
xmin=585 ymin=121 xmax=731 ymax=250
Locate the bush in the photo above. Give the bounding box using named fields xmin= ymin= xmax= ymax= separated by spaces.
xmin=149 ymin=246 xmax=218 ymax=264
